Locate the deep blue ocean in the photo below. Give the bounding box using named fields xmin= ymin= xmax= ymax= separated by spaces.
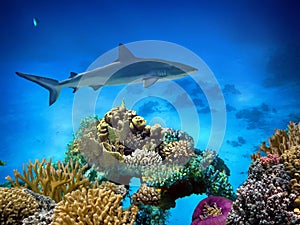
xmin=0 ymin=0 xmax=299 ymax=224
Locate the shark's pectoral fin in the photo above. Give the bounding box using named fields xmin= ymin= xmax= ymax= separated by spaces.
xmin=72 ymin=87 xmax=79 ymax=93
xmin=90 ymin=85 xmax=103 ymax=91
xmin=143 ymin=77 xmax=159 ymax=88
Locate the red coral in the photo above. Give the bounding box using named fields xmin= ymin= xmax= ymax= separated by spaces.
xmin=260 ymin=154 xmax=280 ymax=166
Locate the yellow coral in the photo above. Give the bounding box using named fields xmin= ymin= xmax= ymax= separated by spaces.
xmin=5 ymin=158 xmax=89 ymax=203
xmin=0 ymin=188 xmax=39 ymax=225
xmin=52 ymin=187 xmax=138 ymax=225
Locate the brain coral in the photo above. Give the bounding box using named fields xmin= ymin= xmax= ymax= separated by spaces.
xmin=0 ymin=188 xmax=39 ymax=225
xmin=132 ymin=183 xmax=161 ymax=206
xmin=52 ymin=187 xmax=138 ymax=225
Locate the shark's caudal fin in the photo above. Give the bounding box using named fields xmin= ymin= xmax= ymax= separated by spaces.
xmin=16 ymin=72 xmax=61 ymax=106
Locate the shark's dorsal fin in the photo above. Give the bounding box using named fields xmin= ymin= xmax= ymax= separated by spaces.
xmin=118 ymin=43 xmax=136 ymax=62
xmin=69 ymin=72 xmax=78 ymax=78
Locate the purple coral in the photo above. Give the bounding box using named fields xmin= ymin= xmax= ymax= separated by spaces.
xmin=227 ymin=161 xmax=300 ymax=225
xmin=191 ymin=196 xmax=232 ymax=225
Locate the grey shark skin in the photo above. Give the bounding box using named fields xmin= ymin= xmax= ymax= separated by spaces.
xmin=16 ymin=44 xmax=198 ymax=105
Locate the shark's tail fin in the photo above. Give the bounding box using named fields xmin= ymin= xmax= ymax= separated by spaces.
xmin=16 ymin=72 xmax=61 ymax=106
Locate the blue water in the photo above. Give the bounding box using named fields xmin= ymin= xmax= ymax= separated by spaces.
xmin=1 ymin=0 xmax=299 ymax=224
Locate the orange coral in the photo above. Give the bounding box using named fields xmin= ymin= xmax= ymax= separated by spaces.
xmin=5 ymin=158 xmax=89 ymax=202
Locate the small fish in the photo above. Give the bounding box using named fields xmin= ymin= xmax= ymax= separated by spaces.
xmin=33 ymin=17 xmax=39 ymax=27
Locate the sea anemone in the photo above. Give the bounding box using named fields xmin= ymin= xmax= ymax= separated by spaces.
xmin=191 ymin=196 xmax=232 ymax=225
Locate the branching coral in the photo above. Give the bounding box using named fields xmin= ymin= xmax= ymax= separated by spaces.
xmin=257 ymin=121 xmax=300 ymax=156
xmin=5 ymin=158 xmax=90 ymax=202
xmin=0 ymin=187 xmax=39 ymax=225
xmin=51 ymin=187 xmax=138 ymax=225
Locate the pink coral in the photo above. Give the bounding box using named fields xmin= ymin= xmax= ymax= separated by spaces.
xmin=259 ymin=154 xmax=280 ymax=166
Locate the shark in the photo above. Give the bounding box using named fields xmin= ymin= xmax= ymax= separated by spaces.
xmin=16 ymin=43 xmax=198 ymax=105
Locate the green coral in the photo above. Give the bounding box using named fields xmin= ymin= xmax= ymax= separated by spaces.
xmin=134 ymin=205 xmax=169 ymax=225
xmin=204 ymin=164 xmax=235 ymax=200
xmin=142 ymin=164 xmax=190 ymax=188
xmin=0 ymin=160 xmax=6 ymax=166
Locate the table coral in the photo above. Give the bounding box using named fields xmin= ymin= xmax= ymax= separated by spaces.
xmin=0 ymin=187 xmax=39 ymax=225
xmin=5 ymin=158 xmax=90 ymax=202
xmin=52 ymin=187 xmax=138 ymax=225
xmin=191 ymin=196 xmax=232 ymax=225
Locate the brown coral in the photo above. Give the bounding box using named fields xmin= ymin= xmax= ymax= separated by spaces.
xmin=161 ymin=140 xmax=195 ymax=165
xmin=259 ymin=121 xmax=300 ymax=156
xmin=96 ymin=181 xmax=127 ymax=197
xmin=281 ymin=145 xmax=300 ymax=207
xmin=130 ymin=116 xmax=147 ymax=132
xmin=0 ymin=188 xmax=39 ymax=225
xmin=132 ymin=183 xmax=161 ymax=206
xmin=5 ymin=158 xmax=89 ymax=203
xmin=51 ymin=187 xmax=138 ymax=225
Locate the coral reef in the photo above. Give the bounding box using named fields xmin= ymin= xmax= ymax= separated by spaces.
xmin=0 ymin=103 xmax=235 ymax=224
xmin=96 ymin=181 xmax=127 ymax=197
xmin=258 ymin=121 xmax=300 ymax=156
xmin=227 ymin=161 xmax=300 ymax=225
xmin=204 ymin=165 xmax=235 ymax=199
xmin=161 ymin=140 xmax=195 ymax=165
xmin=281 ymin=145 xmax=300 ymax=208
xmin=124 ymin=148 xmax=162 ymax=173
xmin=132 ymin=183 xmax=161 ymax=206
xmin=191 ymin=196 xmax=232 ymax=225
xmin=259 ymin=153 xmax=280 ymax=166
xmin=22 ymin=189 xmax=56 ymax=225
xmin=251 ymin=121 xmax=300 ymax=210
xmin=5 ymin=158 xmax=90 ymax=202
xmin=51 ymin=187 xmax=138 ymax=225
xmin=0 ymin=187 xmax=39 ymax=225
xmin=134 ymin=204 xmax=169 ymax=225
